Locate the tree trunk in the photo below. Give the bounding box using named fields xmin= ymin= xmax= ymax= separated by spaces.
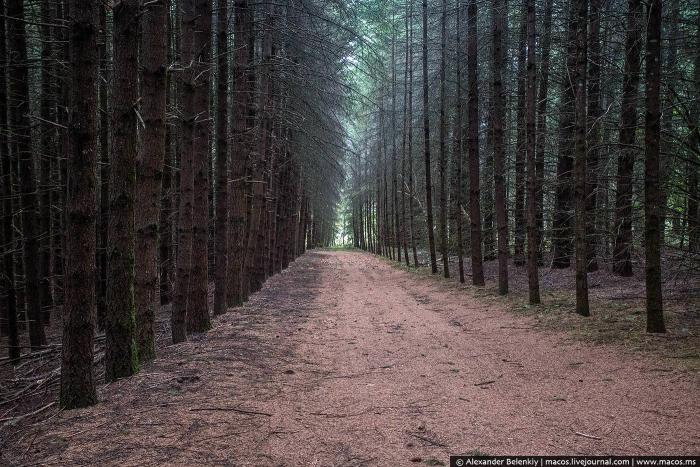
xmin=467 ymin=0 xmax=484 ymax=286
xmin=187 ymin=0 xmax=212 ymax=333
xmin=493 ymin=0 xmax=508 ymax=295
xmin=228 ymin=0 xmax=251 ymax=307
xmin=422 ymin=0 xmax=437 ymax=274
xmin=644 ymin=0 xmax=665 ymax=333
xmin=612 ymin=0 xmax=642 ymax=277
xmin=159 ymin=5 xmax=175 ymax=306
xmin=214 ymin=0 xmax=229 ymax=316
xmin=39 ymin=0 xmax=56 ymax=323
xmin=60 ymin=0 xmax=99 ymax=408
xmin=408 ymin=0 xmax=418 ymax=268
xmin=438 ymin=0 xmax=449 ymax=278
xmin=552 ymin=1 xmax=579 ymax=269
xmin=392 ymin=7 xmax=401 ymax=265
xmin=401 ymin=0 xmax=410 ymax=266
xmin=97 ymin=6 xmax=109 ymax=331
xmin=535 ymin=0 xmax=553 ymax=265
xmin=585 ymin=0 xmax=601 ymax=273
xmin=525 ymin=0 xmax=540 ymax=304
xmin=573 ymin=0 xmax=590 ymax=317
xmin=7 ymin=0 xmax=46 ymax=349
xmin=453 ymin=1 xmax=465 ymax=283
xmin=106 ymin=0 xmax=139 ymax=381
xmin=172 ymin=0 xmax=197 ymax=343
xmin=136 ymin=0 xmax=169 ymax=362
xmin=513 ymin=9 xmax=527 ymax=267
xmin=0 ymin=0 xmax=19 ymax=363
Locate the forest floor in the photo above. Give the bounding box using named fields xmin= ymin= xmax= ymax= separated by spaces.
xmin=2 ymin=250 xmax=700 ymax=465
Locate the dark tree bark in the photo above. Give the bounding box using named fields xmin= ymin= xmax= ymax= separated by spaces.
xmin=97 ymin=5 xmax=109 ymax=330
xmin=612 ymin=0 xmax=643 ymax=277
xmin=7 ymin=0 xmax=46 ymax=349
xmin=228 ymin=0 xmax=251 ymax=307
xmin=422 ymin=0 xmax=437 ymax=274
xmin=106 ymin=0 xmax=139 ymax=381
xmin=513 ymin=9 xmax=527 ymax=267
xmin=39 ymin=0 xmax=56 ymax=323
xmin=453 ymin=1 xmax=465 ymax=283
xmin=408 ymin=0 xmax=418 ymax=268
xmin=573 ymin=0 xmax=590 ymax=317
xmin=400 ymin=0 xmax=410 ymax=266
xmin=492 ymin=0 xmax=508 ymax=295
xmin=214 ymin=0 xmax=229 ymax=316
xmin=438 ymin=0 xmax=449 ymax=278
xmin=244 ymin=6 xmax=272 ymax=296
xmin=644 ymin=0 xmax=665 ymax=333
xmin=552 ymin=1 xmax=579 ymax=269
xmin=392 ymin=7 xmax=401 ymax=265
xmin=172 ymin=0 xmax=197 ymax=343
xmin=525 ymin=0 xmax=540 ymax=304
xmin=60 ymin=0 xmax=99 ymax=408
xmin=159 ymin=5 xmax=175 ymax=306
xmin=585 ymin=0 xmax=601 ymax=273
xmin=535 ymin=0 xmax=553 ymax=264
xmin=467 ymin=0 xmax=484 ymax=286
xmin=136 ymin=0 xmax=169 ymax=362
xmin=0 ymin=0 xmax=19 ymax=363
xmin=187 ymin=0 xmax=212 ymax=333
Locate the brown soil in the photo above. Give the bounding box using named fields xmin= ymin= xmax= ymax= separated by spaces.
xmin=3 ymin=250 xmax=699 ymax=465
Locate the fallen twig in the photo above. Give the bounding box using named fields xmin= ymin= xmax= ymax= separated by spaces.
xmin=574 ymin=431 xmax=602 ymax=440
xmin=189 ymin=406 xmax=272 ymax=417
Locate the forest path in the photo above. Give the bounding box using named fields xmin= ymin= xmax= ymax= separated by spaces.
xmin=18 ymin=251 xmax=699 ymax=465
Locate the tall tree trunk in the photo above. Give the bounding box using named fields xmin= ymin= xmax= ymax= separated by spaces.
xmin=0 ymin=0 xmax=19 ymax=363
xmin=60 ymin=0 xmax=99 ymax=408
xmin=525 ymin=0 xmax=540 ymax=304
xmin=644 ymin=0 xmax=665 ymax=333
xmin=39 ymin=0 xmax=56 ymax=323
xmin=7 ymin=0 xmax=46 ymax=349
xmin=422 ymin=0 xmax=438 ymax=274
xmin=552 ymin=1 xmax=578 ymax=269
xmin=228 ymin=0 xmax=251 ymax=307
xmin=467 ymin=0 xmax=484 ymax=286
xmin=535 ymin=0 xmax=553 ymax=264
xmin=438 ymin=0 xmax=449 ymax=278
xmin=401 ymin=0 xmax=410 ymax=266
xmin=214 ymin=0 xmax=229 ymax=316
xmin=187 ymin=0 xmax=212 ymax=333
xmin=136 ymin=0 xmax=169 ymax=362
xmin=245 ymin=7 xmax=272 ymax=295
xmin=97 ymin=6 xmax=109 ymax=331
xmin=106 ymin=0 xmax=139 ymax=381
xmin=513 ymin=9 xmax=527 ymax=267
xmin=453 ymin=0 xmax=465 ymax=283
xmin=585 ymin=0 xmax=601 ymax=273
xmin=159 ymin=4 xmax=175 ymax=306
xmin=172 ymin=0 xmax=197 ymax=343
xmin=492 ymin=0 xmax=508 ymax=295
xmin=408 ymin=0 xmax=418 ymax=268
xmin=392 ymin=7 xmax=401 ymax=265
xmin=573 ymin=0 xmax=590 ymax=317
xmin=612 ymin=0 xmax=643 ymax=277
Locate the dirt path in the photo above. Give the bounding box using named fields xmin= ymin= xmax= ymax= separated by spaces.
xmin=12 ymin=251 xmax=699 ymax=465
